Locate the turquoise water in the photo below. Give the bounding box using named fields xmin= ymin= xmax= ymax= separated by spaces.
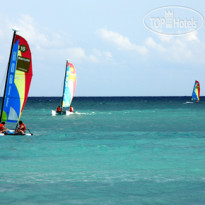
xmin=0 ymin=97 xmax=205 ymax=204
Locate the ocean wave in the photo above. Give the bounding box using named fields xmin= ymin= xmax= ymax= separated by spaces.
xmin=0 ymin=172 xmax=204 ymax=184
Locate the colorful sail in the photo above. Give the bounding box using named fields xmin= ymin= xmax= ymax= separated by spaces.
xmin=1 ymin=34 xmax=33 ymax=123
xmin=62 ymin=61 xmax=76 ymax=108
xmin=191 ymin=80 xmax=200 ymax=102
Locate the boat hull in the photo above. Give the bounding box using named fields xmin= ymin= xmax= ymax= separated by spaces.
xmin=52 ymin=110 xmax=73 ymax=116
xmin=0 ymin=130 xmax=32 ymax=136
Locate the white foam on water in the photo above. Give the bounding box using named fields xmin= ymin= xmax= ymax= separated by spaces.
xmin=75 ymin=112 xmax=95 ymax=115
xmin=183 ymin=102 xmax=194 ymax=104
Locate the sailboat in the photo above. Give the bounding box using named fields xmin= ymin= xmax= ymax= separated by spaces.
xmin=191 ymin=80 xmax=200 ymax=102
xmin=52 ymin=60 xmax=76 ymax=116
xmin=0 ymin=29 xmax=33 ymax=135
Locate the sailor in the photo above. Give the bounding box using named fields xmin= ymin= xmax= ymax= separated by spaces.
xmin=15 ymin=121 xmax=26 ymax=135
xmin=57 ymin=106 xmax=62 ymax=112
xmin=0 ymin=122 xmax=8 ymax=134
xmin=69 ymin=106 xmax=74 ymax=112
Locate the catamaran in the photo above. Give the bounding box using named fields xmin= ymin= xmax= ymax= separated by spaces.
xmin=52 ymin=60 xmax=76 ymax=116
xmin=191 ymin=80 xmax=200 ymax=103
xmin=0 ymin=29 xmax=33 ymax=135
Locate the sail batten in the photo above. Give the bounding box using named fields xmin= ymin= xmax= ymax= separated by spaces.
xmin=1 ymin=33 xmax=32 ymax=123
xmin=62 ymin=61 xmax=76 ymax=108
xmin=191 ymin=80 xmax=200 ymax=102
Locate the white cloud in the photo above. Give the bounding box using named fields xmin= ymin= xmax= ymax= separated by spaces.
xmin=145 ymin=31 xmax=204 ymax=63
xmin=184 ymin=31 xmax=199 ymax=42
xmin=96 ymin=28 xmax=204 ymax=64
xmin=10 ymin=14 xmax=64 ymax=49
xmin=157 ymin=35 xmax=173 ymax=42
xmin=145 ymin=37 xmax=165 ymax=52
xmin=0 ymin=14 xmax=111 ymax=65
xmin=92 ymin=49 xmax=113 ymax=60
xmin=66 ymin=47 xmax=86 ymax=61
xmin=92 ymin=49 xmax=103 ymax=57
xmin=105 ymin=51 xmax=112 ymax=59
xmin=98 ymin=28 xmax=148 ymax=55
xmin=65 ymin=47 xmax=112 ymax=63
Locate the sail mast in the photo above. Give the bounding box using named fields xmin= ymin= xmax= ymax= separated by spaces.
xmin=61 ymin=60 xmax=68 ymax=109
xmin=0 ymin=29 xmax=17 ymax=122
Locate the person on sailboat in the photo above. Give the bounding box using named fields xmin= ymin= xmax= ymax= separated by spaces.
xmin=56 ymin=106 xmax=62 ymax=112
xmin=69 ymin=106 xmax=74 ymax=112
xmin=15 ymin=121 xmax=26 ymax=135
xmin=0 ymin=122 xmax=8 ymax=134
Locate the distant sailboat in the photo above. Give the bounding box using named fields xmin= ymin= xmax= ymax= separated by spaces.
xmin=52 ymin=60 xmax=76 ymax=116
xmin=191 ymin=80 xmax=200 ymax=103
xmin=0 ymin=29 xmax=33 ymax=135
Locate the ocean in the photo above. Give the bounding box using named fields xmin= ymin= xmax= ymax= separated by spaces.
xmin=0 ymin=97 xmax=205 ymax=204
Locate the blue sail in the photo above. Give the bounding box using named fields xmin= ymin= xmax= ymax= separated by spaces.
xmin=191 ymin=80 xmax=200 ymax=102
xmin=62 ymin=62 xmax=76 ymax=108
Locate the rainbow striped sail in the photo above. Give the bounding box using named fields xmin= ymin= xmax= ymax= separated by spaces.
xmin=191 ymin=80 xmax=200 ymax=102
xmin=62 ymin=61 xmax=76 ymax=108
xmin=0 ymin=32 xmax=33 ymax=123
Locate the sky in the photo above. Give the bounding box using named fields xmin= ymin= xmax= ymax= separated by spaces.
xmin=0 ymin=0 xmax=204 ymax=96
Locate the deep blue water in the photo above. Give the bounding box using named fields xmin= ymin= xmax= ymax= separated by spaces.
xmin=0 ymin=97 xmax=205 ymax=204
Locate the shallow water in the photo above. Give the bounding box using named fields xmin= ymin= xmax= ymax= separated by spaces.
xmin=0 ymin=97 xmax=205 ymax=204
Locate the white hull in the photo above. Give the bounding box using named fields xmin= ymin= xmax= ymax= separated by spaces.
xmin=52 ymin=110 xmax=56 ymax=116
xmin=52 ymin=110 xmax=73 ymax=116
xmin=0 ymin=130 xmax=32 ymax=136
